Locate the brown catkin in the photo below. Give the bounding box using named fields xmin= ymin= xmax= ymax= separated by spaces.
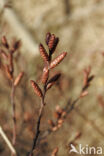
xmin=39 ymin=44 xmax=49 ymax=62
xmin=11 ymin=40 xmax=21 ymax=53
xmin=1 ymin=36 xmax=9 ymax=49
xmin=46 ymin=32 xmax=51 ymax=45
xmin=14 ymin=72 xmax=24 ymax=86
xmin=75 ymin=132 xmax=82 ymax=140
xmin=0 ymin=49 xmax=8 ymax=59
xmin=50 ymin=52 xmax=67 ymax=69
xmin=30 ymin=80 xmax=43 ymax=97
xmin=51 ymin=37 xmax=59 ymax=53
xmin=46 ymin=82 xmax=55 ymax=90
xmin=80 ymin=90 xmax=88 ymax=98
xmin=48 ymin=34 xmax=55 ymax=50
xmin=5 ymin=65 xmax=13 ymax=80
xmin=48 ymin=120 xmax=54 ymax=127
xmin=48 ymin=73 xmax=61 ymax=84
xmin=41 ymin=67 xmax=49 ymax=84
xmin=51 ymin=147 xmax=58 ymax=156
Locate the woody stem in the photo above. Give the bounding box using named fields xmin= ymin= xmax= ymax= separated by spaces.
xmin=28 ymin=85 xmax=46 ymax=156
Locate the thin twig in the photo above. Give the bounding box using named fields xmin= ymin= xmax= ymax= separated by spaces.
xmin=0 ymin=126 xmax=16 ymax=155
xmin=28 ymin=87 xmax=46 ymax=156
xmin=40 ymin=67 xmax=94 ymax=140
xmin=39 ymin=96 xmax=80 ymax=140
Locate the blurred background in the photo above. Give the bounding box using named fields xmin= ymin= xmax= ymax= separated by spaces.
xmin=0 ymin=0 xmax=104 ymax=155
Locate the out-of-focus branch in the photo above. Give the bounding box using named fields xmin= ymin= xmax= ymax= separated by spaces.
xmin=74 ymin=108 xmax=104 ymax=137
xmin=0 ymin=126 xmax=16 ymax=155
xmin=63 ymin=0 xmax=71 ymax=15
xmin=40 ymin=67 xmax=94 ymax=139
xmin=11 ymin=82 xmax=16 ymax=147
xmin=0 ymin=0 xmax=38 ymax=55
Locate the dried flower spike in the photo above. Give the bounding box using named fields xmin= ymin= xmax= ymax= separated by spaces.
xmin=5 ymin=65 xmax=13 ymax=80
xmin=48 ymin=73 xmax=61 ymax=84
xmin=0 ymin=49 xmax=8 ymax=59
xmin=51 ymin=147 xmax=58 ymax=156
xmin=48 ymin=120 xmax=54 ymax=127
xmin=41 ymin=67 xmax=49 ymax=84
xmin=48 ymin=34 xmax=55 ymax=51
xmin=50 ymin=52 xmax=67 ymax=69
xmin=1 ymin=36 xmax=9 ymax=49
xmin=80 ymin=90 xmax=88 ymax=98
xmin=30 ymin=80 xmax=43 ymax=98
xmin=14 ymin=72 xmax=24 ymax=86
xmin=39 ymin=44 xmax=49 ymax=62
xmin=46 ymin=32 xmax=51 ymax=45
xmin=11 ymin=40 xmax=21 ymax=53
xmin=51 ymin=37 xmax=59 ymax=53
xmin=46 ymin=82 xmax=55 ymax=90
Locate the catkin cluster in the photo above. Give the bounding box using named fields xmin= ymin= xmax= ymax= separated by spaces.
xmin=0 ymin=36 xmax=24 ymax=86
xmin=30 ymin=32 xmax=67 ymax=99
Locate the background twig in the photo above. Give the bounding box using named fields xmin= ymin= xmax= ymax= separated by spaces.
xmin=0 ymin=126 xmax=16 ymax=155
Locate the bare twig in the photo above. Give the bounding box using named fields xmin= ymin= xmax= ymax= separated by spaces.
xmin=28 ymin=87 xmax=46 ymax=156
xmin=0 ymin=36 xmax=24 ymax=155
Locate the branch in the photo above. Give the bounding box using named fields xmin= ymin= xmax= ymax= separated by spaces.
xmin=0 ymin=126 xmax=16 ymax=155
xmin=28 ymin=98 xmax=45 ymax=156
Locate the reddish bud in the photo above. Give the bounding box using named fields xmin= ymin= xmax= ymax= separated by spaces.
xmin=48 ymin=73 xmax=61 ymax=84
xmin=46 ymin=32 xmax=51 ymax=45
xmin=30 ymin=80 xmax=43 ymax=98
xmin=48 ymin=120 xmax=54 ymax=127
xmin=39 ymin=44 xmax=49 ymax=62
xmin=0 ymin=49 xmax=8 ymax=59
xmin=50 ymin=37 xmax=59 ymax=55
xmin=58 ymin=119 xmax=63 ymax=124
xmin=5 ymin=65 xmax=13 ymax=80
xmin=48 ymin=34 xmax=55 ymax=50
xmin=51 ymin=147 xmax=58 ymax=156
xmin=50 ymin=52 xmax=67 ymax=69
xmin=41 ymin=67 xmax=49 ymax=84
xmin=80 ymin=91 xmax=88 ymax=98
xmin=11 ymin=40 xmax=21 ymax=53
xmin=61 ymin=111 xmax=66 ymax=118
xmin=54 ymin=112 xmax=60 ymax=119
xmin=1 ymin=36 xmax=9 ymax=49
xmin=14 ymin=72 xmax=24 ymax=86
xmin=52 ymin=126 xmax=58 ymax=132
xmin=46 ymin=82 xmax=55 ymax=90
